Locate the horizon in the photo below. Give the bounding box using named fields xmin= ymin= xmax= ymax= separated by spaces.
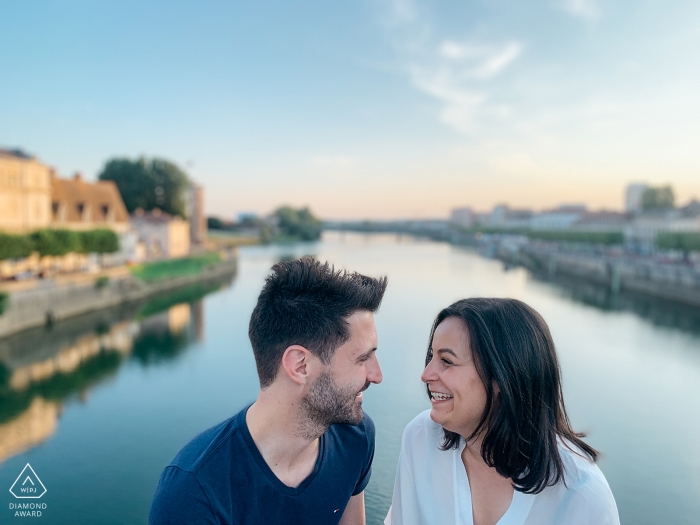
xmin=2 ymin=1 xmax=699 ymax=220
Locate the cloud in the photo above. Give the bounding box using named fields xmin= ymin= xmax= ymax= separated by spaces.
xmin=408 ymin=40 xmax=522 ymax=132
xmin=380 ymin=1 xmax=522 ymax=134
xmin=556 ymin=0 xmax=600 ymax=19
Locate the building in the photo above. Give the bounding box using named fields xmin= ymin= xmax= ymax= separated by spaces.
xmin=489 ymin=205 xmax=534 ymax=229
xmin=625 ymin=183 xmax=648 ymax=213
xmin=450 ymin=207 xmax=474 ymax=228
xmin=130 ymin=208 xmax=190 ymax=259
xmin=185 ymin=182 xmax=206 ymax=246
xmin=572 ymin=211 xmax=630 ymax=232
xmin=50 ymin=173 xmax=130 ymax=233
xmin=530 ymin=205 xmax=586 ymax=231
xmin=0 ymin=149 xmax=52 ymax=233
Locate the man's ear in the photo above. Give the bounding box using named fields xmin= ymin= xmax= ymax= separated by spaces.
xmin=280 ymin=345 xmax=314 ymax=385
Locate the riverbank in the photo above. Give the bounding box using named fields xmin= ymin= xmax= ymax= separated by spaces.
xmin=328 ymin=224 xmax=700 ymax=308
xmin=0 ymin=251 xmax=237 ymax=338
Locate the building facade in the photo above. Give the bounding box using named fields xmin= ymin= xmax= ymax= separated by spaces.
xmin=50 ymin=173 xmax=130 ymax=233
xmin=0 ymin=149 xmax=52 ymax=233
xmin=130 ymin=208 xmax=190 ymax=259
xmin=185 ymin=182 xmax=206 ymax=246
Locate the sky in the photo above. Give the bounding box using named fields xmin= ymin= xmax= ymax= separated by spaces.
xmin=1 ymin=0 xmax=700 ymax=219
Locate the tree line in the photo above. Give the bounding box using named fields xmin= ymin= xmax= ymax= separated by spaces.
xmin=0 ymin=229 xmax=119 ymax=261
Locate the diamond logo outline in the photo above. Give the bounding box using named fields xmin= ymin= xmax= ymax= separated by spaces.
xmin=9 ymin=464 xmax=47 ymax=499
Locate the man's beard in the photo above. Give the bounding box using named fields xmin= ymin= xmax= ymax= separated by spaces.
xmin=298 ymin=370 xmax=368 ymax=439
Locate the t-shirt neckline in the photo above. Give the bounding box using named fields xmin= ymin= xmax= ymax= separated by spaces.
xmin=237 ymin=405 xmax=326 ymax=497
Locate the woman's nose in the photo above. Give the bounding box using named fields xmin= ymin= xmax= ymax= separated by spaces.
xmin=421 ymin=359 xmax=437 ymax=383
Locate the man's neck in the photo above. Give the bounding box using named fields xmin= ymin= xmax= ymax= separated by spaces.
xmin=245 ymin=389 xmax=325 ymax=488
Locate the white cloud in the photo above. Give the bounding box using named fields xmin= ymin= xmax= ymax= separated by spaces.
xmin=408 ymin=40 xmax=522 ymax=132
xmin=380 ymin=1 xmax=522 ymax=134
xmin=472 ymin=42 xmax=522 ymax=79
xmin=556 ymin=0 xmax=600 ymax=19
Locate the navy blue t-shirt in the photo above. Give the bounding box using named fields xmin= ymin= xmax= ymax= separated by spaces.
xmin=149 ymin=406 xmax=375 ymax=525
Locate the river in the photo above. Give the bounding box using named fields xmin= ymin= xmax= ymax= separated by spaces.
xmin=1 ymin=232 xmax=699 ymax=524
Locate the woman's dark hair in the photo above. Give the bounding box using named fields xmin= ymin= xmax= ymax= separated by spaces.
xmin=426 ymin=298 xmax=597 ymax=494
xmin=249 ymin=256 xmax=387 ymax=388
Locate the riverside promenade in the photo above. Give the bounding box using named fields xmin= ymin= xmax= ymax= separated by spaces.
xmin=0 ymin=251 xmax=237 ymax=339
xmin=327 ymin=222 xmax=700 ymax=308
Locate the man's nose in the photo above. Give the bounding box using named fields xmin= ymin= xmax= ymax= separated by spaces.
xmin=367 ymin=355 xmax=383 ymax=385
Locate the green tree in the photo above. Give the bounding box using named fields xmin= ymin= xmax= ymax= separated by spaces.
xmin=30 ymin=229 xmax=81 ymax=257
xmin=642 ymin=185 xmax=675 ymax=211
xmin=656 ymin=232 xmax=700 ymax=257
xmin=273 ymin=206 xmax=322 ymax=241
xmin=98 ymin=157 xmax=189 ymax=218
xmin=0 ymin=233 xmax=33 ymax=260
xmin=79 ymin=229 xmax=119 ymax=254
xmin=207 ymin=217 xmax=226 ymax=230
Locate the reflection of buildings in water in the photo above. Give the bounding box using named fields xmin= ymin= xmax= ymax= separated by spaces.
xmin=0 ymin=398 xmax=60 ymax=463
xmin=533 ymin=271 xmax=700 ymax=335
xmin=0 ymin=299 xmax=205 ymax=463
xmin=140 ymin=303 xmax=192 ymax=337
xmin=7 ymin=320 xmax=137 ymax=391
xmin=192 ymin=300 xmax=204 ymax=341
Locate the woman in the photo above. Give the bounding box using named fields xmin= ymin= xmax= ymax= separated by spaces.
xmin=385 ymin=298 xmax=619 ymax=525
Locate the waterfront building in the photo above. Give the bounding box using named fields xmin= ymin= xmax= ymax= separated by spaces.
xmin=624 ymin=202 xmax=700 ymax=250
xmin=572 ymin=211 xmax=631 ymax=232
xmin=130 ymin=208 xmax=190 ymax=259
xmin=488 ymin=205 xmax=533 ymax=229
xmin=0 ymin=149 xmax=52 ymax=233
xmin=186 ymin=182 xmax=206 ymax=246
xmin=530 ymin=205 xmax=586 ymax=231
xmin=50 ymin=172 xmax=130 ymax=233
xmin=450 ymin=207 xmax=474 ymax=228
xmin=625 ymin=183 xmax=648 ymax=213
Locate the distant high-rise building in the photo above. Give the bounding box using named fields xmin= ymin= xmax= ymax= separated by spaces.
xmin=450 ymin=207 xmax=474 ymax=228
xmin=625 ymin=183 xmax=648 ymax=213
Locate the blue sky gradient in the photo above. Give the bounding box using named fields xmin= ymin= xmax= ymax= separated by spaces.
xmin=2 ymin=0 xmax=699 ymax=219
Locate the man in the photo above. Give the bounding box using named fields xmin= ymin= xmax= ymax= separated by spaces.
xmin=149 ymin=257 xmax=387 ymax=525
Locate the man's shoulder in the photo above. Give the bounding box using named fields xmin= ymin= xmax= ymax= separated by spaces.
xmin=169 ymin=409 xmax=247 ymax=475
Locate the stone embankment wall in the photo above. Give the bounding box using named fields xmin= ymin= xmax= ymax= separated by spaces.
xmin=0 ymin=257 xmax=237 ymax=339
xmin=506 ymin=245 xmax=700 ymax=308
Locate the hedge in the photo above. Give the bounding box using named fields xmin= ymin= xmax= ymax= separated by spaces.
xmin=656 ymin=232 xmax=700 ymax=253
xmin=0 ymin=233 xmax=33 ymax=260
xmin=463 ymin=227 xmax=624 ymax=246
xmin=0 ymin=229 xmax=120 ymax=261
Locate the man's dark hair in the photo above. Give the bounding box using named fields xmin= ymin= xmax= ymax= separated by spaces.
xmin=249 ymin=257 xmax=388 ymax=388
xmin=426 ymin=298 xmax=598 ymax=494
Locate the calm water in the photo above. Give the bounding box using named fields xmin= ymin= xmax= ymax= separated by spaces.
xmin=1 ymin=232 xmax=700 ymax=524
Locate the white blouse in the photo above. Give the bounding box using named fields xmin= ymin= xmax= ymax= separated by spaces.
xmin=385 ymin=411 xmax=620 ymax=525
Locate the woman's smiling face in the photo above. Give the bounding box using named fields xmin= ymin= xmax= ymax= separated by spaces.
xmin=421 ymin=316 xmax=488 ymax=438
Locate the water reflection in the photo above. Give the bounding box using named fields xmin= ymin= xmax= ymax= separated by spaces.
xmin=0 ymin=276 xmax=233 ymax=463
xmin=521 ymin=264 xmax=700 ymax=335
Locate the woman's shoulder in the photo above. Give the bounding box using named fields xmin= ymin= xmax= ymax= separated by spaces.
xmin=400 ymin=410 xmax=444 ymax=452
xmin=557 ymin=441 xmax=607 ymax=486
xmin=556 ymin=441 xmax=618 ymax=508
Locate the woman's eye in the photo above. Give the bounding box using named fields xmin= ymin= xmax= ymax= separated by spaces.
xmin=441 ymin=358 xmax=453 ymax=365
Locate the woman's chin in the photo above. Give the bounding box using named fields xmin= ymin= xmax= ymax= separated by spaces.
xmin=428 ymin=408 xmax=447 ymax=426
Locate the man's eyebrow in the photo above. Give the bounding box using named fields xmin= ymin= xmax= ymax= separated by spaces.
xmin=436 ymin=348 xmax=458 ymax=358
xmin=355 ymin=347 xmax=377 ymax=362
